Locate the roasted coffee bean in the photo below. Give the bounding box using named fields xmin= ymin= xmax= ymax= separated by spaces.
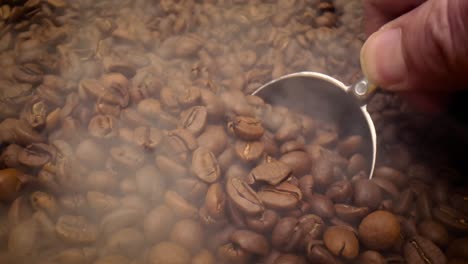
xmin=258 ymin=182 xmax=302 ymax=210
xmin=0 ymin=168 xmax=25 ymax=202
xmin=335 ymin=204 xmax=369 ymax=223
xmin=280 ymin=140 xmax=305 ymax=154
xmin=203 ymin=182 xmax=226 ymax=219
xmin=403 ymin=236 xmax=447 ymax=264
xmin=88 ymin=115 xmax=118 ymax=139
xmin=30 ymin=191 xmax=59 ymax=217
xmin=226 ymin=177 xmax=264 ymax=216
xmin=298 ymin=214 xmax=325 ymax=244
xmin=275 ymin=113 xmax=303 ymax=142
xmin=249 ymin=160 xmax=292 ymax=185
xmin=347 ymin=153 xmax=368 ymax=175
xmin=101 ymin=208 xmax=142 ymax=236
xmin=274 ymin=254 xmax=307 ymax=264
xmin=433 ymin=205 xmax=468 ymax=232
xmin=245 ymin=209 xmax=278 ymax=233
xmin=94 ymin=255 xmax=130 ymax=264
xmin=199 ymin=88 xmax=225 ymax=121
xmin=155 ymin=154 xmax=189 ymax=178
xmin=164 ymin=190 xmax=198 ymax=219
xmin=337 ymin=135 xmax=363 ymax=157
xmin=179 ymin=106 xmax=207 ymax=136
xmin=170 ymin=219 xmax=204 ymax=253
xmin=144 ymin=205 xmax=175 ymax=243
xmin=372 ymin=177 xmax=400 ymax=200
xmin=230 ymin=116 xmax=264 ymax=140
xmin=416 ymin=190 xmax=433 ymax=220
xmin=110 ymin=145 xmax=145 ymax=170
xmin=75 ymin=139 xmax=106 ymax=168
xmin=133 ymin=126 xmax=163 ymax=150
xmin=192 ymin=249 xmax=216 ymax=264
xmin=8 ymin=219 xmax=38 ymax=257
xmin=197 ymin=125 xmax=228 ymax=156
xmin=271 ymin=217 xmax=303 ymax=252
xmin=104 ymin=228 xmax=144 ymax=257
xmin=135 ymin=165 xmax=165 ymax=202
xmin=323 ymin=226 xmax=359 ymax=260
xmin=353 ymin=179 xmax=383 ymax=210
xmin=373 ymin=166 xmax=407 ymax=188
xmin=191 ymin=147 xmax=220 ymax=183
xmin=311 ymin=156 xmax=335 ymax=188
xmin=418 ymin=220 xmax=449 ymax=247
xmin=279 ymin=151 xmax=311 ymax=177
xmin=306 ymin=243 xmax=338 ymax=264
xmin=235 ymin=140 xmax=264 ymax=162
xmin=56 ymin=215 xmax=98 ymax=244
xmin=217 ymin=242 xmax=252 ymax=264
xmin=149 ymin=241 xmax=191 ymax=264
xmin=358 ymin=210 xmax=400 ymax=250
xmin=261 ymin=131 xmax=280 ymax=156
xmin=299 ymin=175 xmax=314 ymax=199
xmin=231 ymin=229 xmax=270 ymax=256
xmin=308 ymin=194 xmax=335 ymax=219
xmin=447 ymin=238 xmax=468 ymax=260
xmin=355 ymin=250 xmax=386 ymax=264
xmin=325 ymin=180 xmax=353 ymax=203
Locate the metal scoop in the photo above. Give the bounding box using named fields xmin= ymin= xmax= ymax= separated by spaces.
xmin=252 ymin=72 xmax=377 ymax=179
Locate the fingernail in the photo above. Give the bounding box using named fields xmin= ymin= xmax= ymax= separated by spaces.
xmin=361 ymin=27 xmax=407 ymax=89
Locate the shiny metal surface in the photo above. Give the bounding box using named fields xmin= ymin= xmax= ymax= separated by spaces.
xmin=253 ymin=71 xmax=377 ymax=179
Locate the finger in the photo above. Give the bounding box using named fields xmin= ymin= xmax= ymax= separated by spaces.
xmin=361 ymin=0 xmax=468 ymax=92
xmin=363 ymin=0 xmax=427 ymax=35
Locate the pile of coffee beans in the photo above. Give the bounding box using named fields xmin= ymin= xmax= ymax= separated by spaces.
xmin=0 ymin=0 xmax=467 ymax=264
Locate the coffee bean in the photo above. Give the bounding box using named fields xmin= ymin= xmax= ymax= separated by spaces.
xmin=155 ymin=155 xmax=189 ymax=178
xmin=358 ymin=210 xmax=400 ymax=250
xmin=447 ymin=238 xmax=468 ymax=260
xmin=337 ymin=135 xmax=363 ymax=157
xmin=144 ymin=205 xmax=175 ymax=243
xmin=325 ymin=180 xmax=353 ymax=203
xmin=226 ymin=177 xmax=264 ymax=216
xmin=418 ymin=220 xmax=449 ymax=247
xmin=149 ymin=241 xmax=191 ymax=264
xmin=279 ymin=151 xmax=311 ymax=177
xmin=192 ymin=249 xmax=215 ymax=264
xmin=373 ymin=166 xmax=407 ymax=188
xmin=204 ymin=182 xmax=226 ymax=219
xmin=230 ymin=116 xmax=264 ymax=140
xmin=271 ymin=217 xmax=303 ymax=252
xmin=88 ymin=115 xmax=119 ymax=139
xmin=217 ymin=242 xmax=252 ymax=264
xmin=135 ymin=165 xmax=166 ymax=202
xmin=433 ymin=205 xmax=468 ymax=232
xmin=308 ymin=194 xmax=335 ymax=219
xmin=249 ymin=160 xmax=292 ymax=185
xmin=231 ymin=229 xmax=270 ymax=256
xmin=245 ymin=209 xmax=278 ymax=233
xmin=164 ymin=190 xmax=198 ymax=219
xmin=323 ymin=226 xmax=359 ymax=260
xmin=275 ymin=113 xmax=302 ymax=142
xmin=306 ymin=243 xmax=338 ymax=264
xmin=335 ymin=204 xmax=369 ymax=223
xmin=356 ymin=250 xmax=386 ymax=264
xmin=179 ymin=106 xmax=207 ymax=136
xmin=403 ymin=236 xmax=447 ymax=264
xmin=235 ymin=140 xmax=264 ymax=162
xmin=110 ymin=145 xmax=145 ymax=170
xmin=104 ymin=227 xmax=144 ymax=257
xmin=274 ymin=254 xmax=307 ymax=264
xmin=298 ymin=175 xmax=314 ymax=199
xmin=170 ymin=219 xmax=204 ymax=253
xmin=258 ymin=182 xmax=301 ymax=210
xmin=299 ymin=214 xmax=325 ymax=244
xmin=191 ymin=147 xmax=220 ymax=183
xmin=55 ymin=215 xmax=98 ymax=244
xmin=353 ymin=179 xmax=383 ymax=210
xmin=197 ymin=125 xmax=228 ymax=156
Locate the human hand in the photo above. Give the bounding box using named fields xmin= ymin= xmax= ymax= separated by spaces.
xmin=361 ymin=0 xmax=468 ymax=111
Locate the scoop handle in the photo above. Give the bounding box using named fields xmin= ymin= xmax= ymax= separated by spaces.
xmin=349 ymin=77 xmax=378 ymax=104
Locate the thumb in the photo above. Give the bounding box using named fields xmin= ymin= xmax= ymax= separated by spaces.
xmin=361 ymin=0 xmax=468 ymax=92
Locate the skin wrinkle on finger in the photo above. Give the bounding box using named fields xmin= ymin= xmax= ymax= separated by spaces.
xmin=448 ymin=0 xmax=468 ymax=76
